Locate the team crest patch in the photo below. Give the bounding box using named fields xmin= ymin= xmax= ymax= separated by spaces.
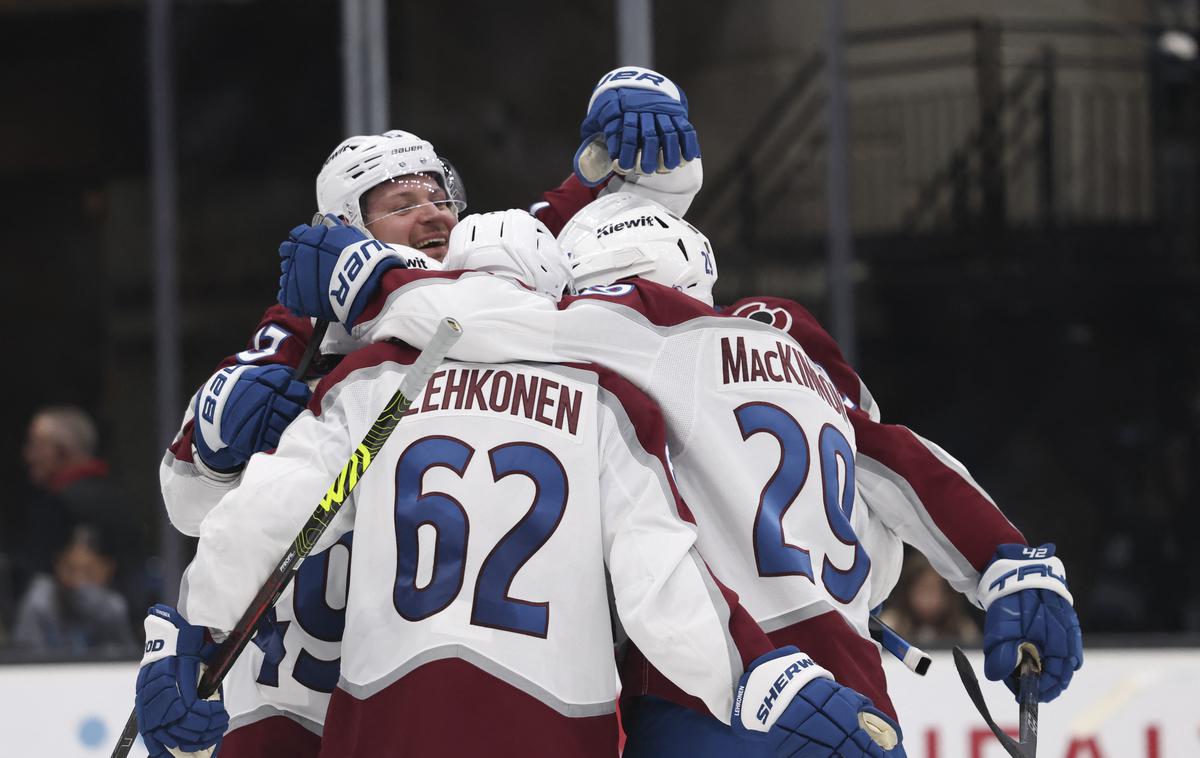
xmin=731 ymin=301 xmax=793 ymax=332
xmin=578 ymin=283 xmax=635 ymax=297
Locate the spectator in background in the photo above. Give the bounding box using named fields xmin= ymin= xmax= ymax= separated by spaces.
xmin=880 ymin=550 xmax=982 ymax=647
xmin=14 ymin=405 xmax=147 ymax=628
xmin=12 ymin=527 xmax=134 ymax=653
xmin=0 ymin=552 xmax=13 ymax=646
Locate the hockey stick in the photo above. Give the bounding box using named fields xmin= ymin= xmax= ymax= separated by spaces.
xmin=287 ymin=212 xmax=339 ymax=383
xmin=1017 ymin=643 xmax=1042 ymax=754
xmin=110 ymin=317 xmax=463 ymax=758
xmin=293 ymin=319 xmax=329 ymax=381
xmin=951 ymin=646 xmax=1040 ymax=758
xmin=869 ymin=613 xmax=931 ymax=675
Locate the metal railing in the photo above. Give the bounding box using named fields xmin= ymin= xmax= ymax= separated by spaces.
xmin=693 ymin=16 xmax=1162 ymax=251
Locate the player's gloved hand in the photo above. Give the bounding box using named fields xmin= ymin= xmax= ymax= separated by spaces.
xmin=979 ymin=543 xmax=1083 ymax=702
xmin=574 ymin=66 xmax=701 ymax=186
xmin=192 ymin=364 xmax=311 ymax=473
xmin=732 ymin=647 xmax=905 ymax=757
xmin=445 ymin=210 xmax=571 ymax=300
xmin=135 ymin=604 xmax=228 ymax=758
xmin=277 ymin=215 xmax=409 ymax=325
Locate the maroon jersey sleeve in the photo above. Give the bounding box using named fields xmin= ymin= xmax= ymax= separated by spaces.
xmin=562 ymin=278 xmax=718 ymax=325
xmin=531 ymin=173 xmax=606 ymax=236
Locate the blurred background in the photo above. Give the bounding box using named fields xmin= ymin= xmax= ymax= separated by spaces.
xmin=2 ymin=0 xmax=1199 ymax=751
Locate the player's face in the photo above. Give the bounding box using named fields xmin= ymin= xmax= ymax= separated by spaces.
xmin=361 ymin=173 xmax=459 ymax=261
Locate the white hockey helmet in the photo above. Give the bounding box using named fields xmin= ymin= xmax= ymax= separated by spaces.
xmin=558 ymin=192 xmax=718 ymax=306
xmin=445 ymin=209 xmax=572 ymax=300
xmin=315 ymin=129 xmax=467 ymax=233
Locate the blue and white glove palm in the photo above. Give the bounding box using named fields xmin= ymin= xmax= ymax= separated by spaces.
xmin=135 ymin=604 xmax=228 ymax=758
xmin=733 ymin=647 xmax=905 ymax=757
xmin=574 ymin=66 xmax=701 ymax=186
xmin=979 ymin=543 xmax=1083 ymax=702
xmin=277 ymin=216 xmax=410 ymax=326
xmin=192 ymin=364 xmax=311 ymax=473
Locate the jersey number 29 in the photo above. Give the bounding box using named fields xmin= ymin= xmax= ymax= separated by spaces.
xmin=735 ymin=403 xmax=870 ymax=603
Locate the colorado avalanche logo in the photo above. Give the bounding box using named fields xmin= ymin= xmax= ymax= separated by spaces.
xmin=731 ymin=301 xmax=793 ymax=332
xmin=578 ymin=283 xmax=635 ymax=297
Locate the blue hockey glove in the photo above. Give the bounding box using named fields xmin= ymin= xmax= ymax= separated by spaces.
xmin=574 ymin=66 xmax=701 ymax=186
xmin=732 ymin=647 xmax=905 ymax=757
xmin=979 ymin=543 xmax=1083 ymax=702
xmin=277 ymin=216 xmax=409 ymax=325
xmin=135 ymin=604 xmax=228 ymax=758
xmin=192 ymin=363 xmax=311 ymax=473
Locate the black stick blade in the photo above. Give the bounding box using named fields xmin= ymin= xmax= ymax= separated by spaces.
xmin=951 ymin=646 xmax=1032 ymax=758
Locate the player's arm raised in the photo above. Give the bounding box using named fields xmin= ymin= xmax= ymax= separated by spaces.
xmin=278 ymin=209 xmax=568 ymax=364
xmin=534 ymin=65 xmax=704 ymax=234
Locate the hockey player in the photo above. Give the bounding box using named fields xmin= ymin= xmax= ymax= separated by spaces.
xmin=144 ymin=227 xmax=904 ymax=758
xmin=153 ymin=133 xmax=453 ymax=756
xmin=272 ymin=205 xmax=910 ymax=757
xmin=553 ymin=199 xmax=1082 ymax=755
xmin=462 ymin=200 xmax=1079 ymax=745
xmin=153 ymin=67 xmax=707 ymax=757
xmin=720 ymin=298 xmax=1085 ymax=704
xmin=272 ymin=196 xmax=1079 ymax=755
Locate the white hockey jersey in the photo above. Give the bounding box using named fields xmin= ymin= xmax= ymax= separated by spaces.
xmin=723 ymin=296 xmax=1024 ymax=609
xmin=180 ymin=340 xmax=775 ymax=758
xmin=157 ymin=304 xmax=335 ymax=754
xmin=156 ymin=166 xmax=706 ymax=754
xmin=343 ymin=270 xmax=896 ymax=713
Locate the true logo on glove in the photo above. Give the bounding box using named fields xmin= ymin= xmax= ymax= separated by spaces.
xmin=144 ymin=639 xmax=165 ymax=654
xmin=331 ymin=239 xmax=387 ymax=307
xmin=988 ymin=563 xmax=1067 ymax=593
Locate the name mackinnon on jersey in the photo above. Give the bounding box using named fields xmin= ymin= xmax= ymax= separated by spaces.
xmin=407 ymin=367 xmax=584 ymax=436
xmin=720 ymin=336 xmax=849 ymax=422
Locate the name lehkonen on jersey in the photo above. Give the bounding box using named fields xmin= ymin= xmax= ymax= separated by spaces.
xmin=720 ymin=336 xmax=848 ymax=422
xmin=407 ymin=368 xmax=584 ymax=435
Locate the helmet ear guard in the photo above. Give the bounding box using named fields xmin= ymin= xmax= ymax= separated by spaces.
xmin=566 ymin=245 xmax=657 ymax=292
xmin=557 ymin=192 xmax=718 ymax=306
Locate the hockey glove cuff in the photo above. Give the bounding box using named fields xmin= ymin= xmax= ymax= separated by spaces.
xmin=733 ymin=646 xmax=904 ymax=757
xmin=192 ymin=364 xmax=312 ymax=473
xmin=136 ymin=604 xmax=227 ymax=757
xmin=277 ymin=217 xmax=410 ymax=326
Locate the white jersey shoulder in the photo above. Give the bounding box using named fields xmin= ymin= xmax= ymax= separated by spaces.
xmin=182 ymin=351 xmax=752 ymax=735
xmin=349 ymin=278 xmax=875 ymax=637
